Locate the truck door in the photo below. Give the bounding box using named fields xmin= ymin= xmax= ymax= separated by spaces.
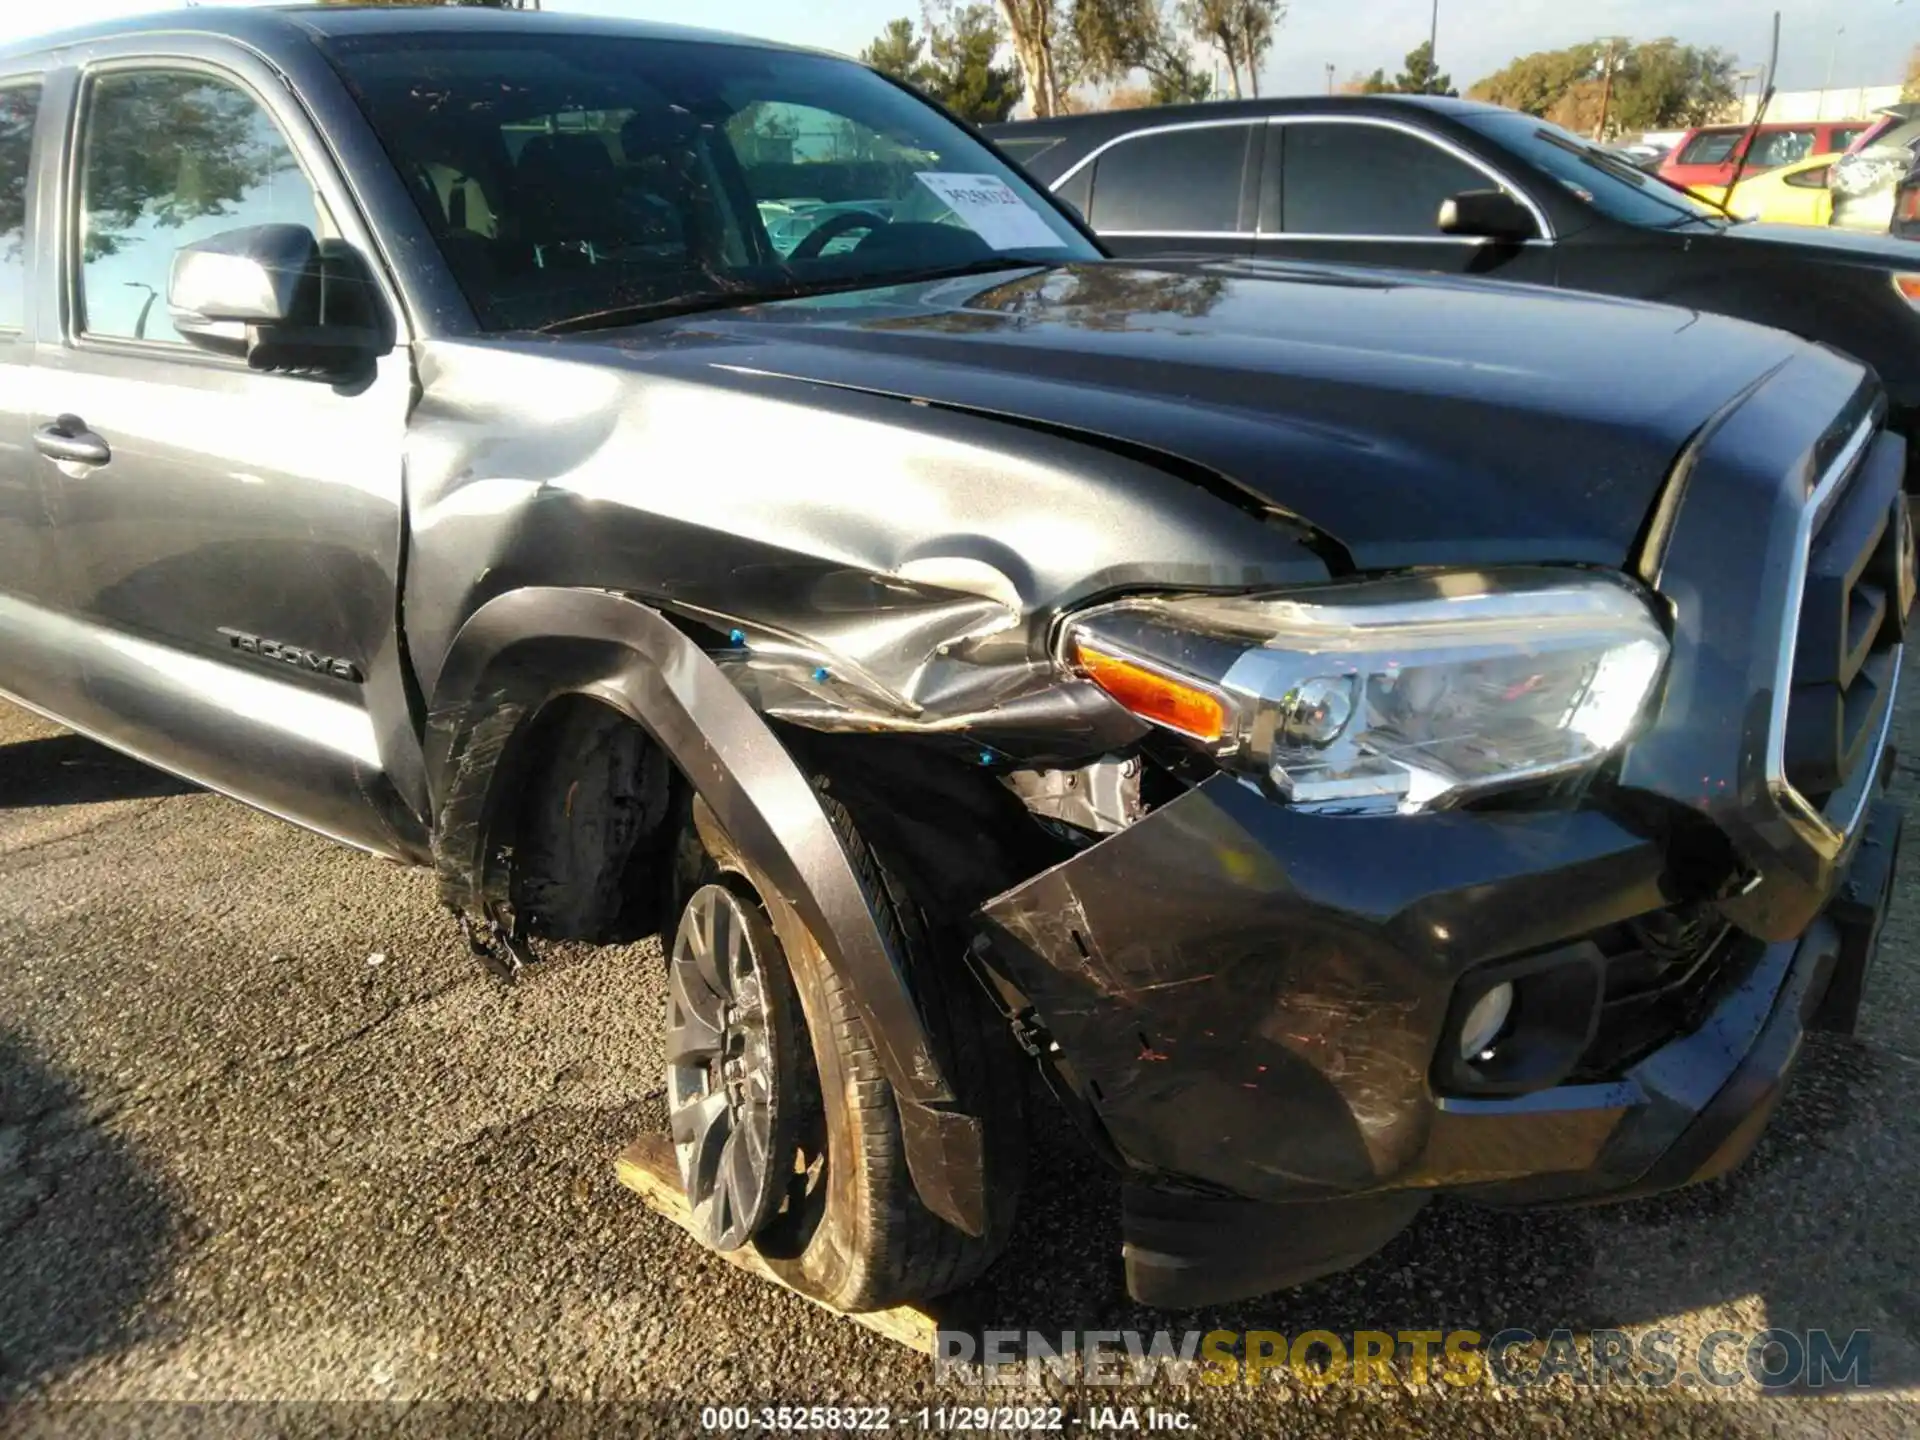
xmin=23 ymin=40 xmax=427 ymax=859
xmin=0 ymin=77 xmax=55 ymax=662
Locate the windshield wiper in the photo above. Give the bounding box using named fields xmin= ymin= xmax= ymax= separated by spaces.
xmin=538 ymin=257 xmax=1057 ymax=335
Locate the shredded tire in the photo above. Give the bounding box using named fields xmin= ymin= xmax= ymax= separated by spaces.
xmin=746 ymin=780 xmax=1026 ymax=1312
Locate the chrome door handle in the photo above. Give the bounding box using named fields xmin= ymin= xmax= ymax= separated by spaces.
xmin=34 ymin=415 xmax=110 ymax=467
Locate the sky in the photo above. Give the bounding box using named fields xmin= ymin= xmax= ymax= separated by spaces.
xmin=3 ymin=0 xmax=1914 ymax=98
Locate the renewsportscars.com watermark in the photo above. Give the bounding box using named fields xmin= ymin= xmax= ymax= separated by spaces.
xmin=933 ymin=1328 xmax=1874 ymax=1391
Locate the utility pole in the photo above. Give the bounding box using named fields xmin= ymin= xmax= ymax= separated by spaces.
xmin=1429 ymin=0 xmax=1439 ymax=88
xmin=1325 ymin=62 xmax=1335 ymax=94
xmin=1593 ymin=38 xmax=1619 ymax=142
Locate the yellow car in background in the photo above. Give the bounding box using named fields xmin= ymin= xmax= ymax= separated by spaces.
xmin=1693 ymin=153 xmax=1839 ymax=226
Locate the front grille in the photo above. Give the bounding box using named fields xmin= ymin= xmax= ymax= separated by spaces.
xmin=1783 ymin=426 xmax=1912 ymax=817
xmin=1569 ymin=905 xmax=1750 ymax=1081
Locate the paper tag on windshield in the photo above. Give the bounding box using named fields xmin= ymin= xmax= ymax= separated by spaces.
xmin=915 ymin=172 xmax=1061 ymax=250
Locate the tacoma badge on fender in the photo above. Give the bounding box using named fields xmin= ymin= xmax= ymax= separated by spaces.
xmin=217 ymin=629 xmax=363 ymax=684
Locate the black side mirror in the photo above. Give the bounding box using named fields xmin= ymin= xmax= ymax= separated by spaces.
xmin=168 ymin=223 xmax=386 ymax=376
xmin=1438 ymin=189 xmax=1538 ymax=243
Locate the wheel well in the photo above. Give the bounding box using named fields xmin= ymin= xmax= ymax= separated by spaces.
xmin=773 ymin=728 xmax=1066 ymax=928
xmin=491 ymin=698 xmax=1061 ymax=947
xmin=503 ymin=694 xmax=681 ymax=943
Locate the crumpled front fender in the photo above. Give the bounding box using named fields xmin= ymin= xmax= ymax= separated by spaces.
xmin=424 ymin=586 xmax=991 ymax=1235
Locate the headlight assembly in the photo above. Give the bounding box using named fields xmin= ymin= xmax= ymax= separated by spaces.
xmin=1062 ymin=568 xmax=1669 ymax=812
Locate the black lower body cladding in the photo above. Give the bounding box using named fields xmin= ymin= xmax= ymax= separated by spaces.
xmin=971 ymin=774 xmax=1903 ymax=1307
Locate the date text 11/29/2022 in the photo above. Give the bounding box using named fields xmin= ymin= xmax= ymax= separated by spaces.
xmin=697 ymin=1407 xmax=1195 ymax=1432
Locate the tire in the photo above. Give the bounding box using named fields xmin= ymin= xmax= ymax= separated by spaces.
xmin=680 ymin=781 xmax=1026 ymax=1312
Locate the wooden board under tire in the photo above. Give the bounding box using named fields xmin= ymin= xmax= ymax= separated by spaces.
xmin=615 ymin=1133 xmax=942 ymax=1354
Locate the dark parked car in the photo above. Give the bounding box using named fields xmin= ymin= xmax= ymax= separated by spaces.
xmin=0 ymin=8 xmax=1910 ymax=1312
xmin=988 ymin=96 xmax=1920 ymax=471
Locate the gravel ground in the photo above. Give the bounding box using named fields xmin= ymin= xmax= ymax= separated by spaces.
xmin=2 ymin=695 xmax=1918 ymax=1438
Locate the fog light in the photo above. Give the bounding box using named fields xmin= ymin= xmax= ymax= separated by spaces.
xmin=1458 ymin=982 xmax=1514 ymax=1060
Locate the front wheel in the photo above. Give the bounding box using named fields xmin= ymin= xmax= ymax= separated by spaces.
xmin=663 ymin=786 xmax=1024 ymax=1311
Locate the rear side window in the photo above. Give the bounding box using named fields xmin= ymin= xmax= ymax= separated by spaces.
xmin=1087 ymin=124 xmax=1253 ymax=233
xmin=1677 ymin=130 xmax=1741 ymax=165
xmin=1280 ymin=122 xmax=1486 ymax=237
xmin=1785 ymin=162 xmax=1834 ymax=189
xmin=996 ymin=136 xmax=1062 ymax=166
xmin=77 ymin=70 xmax=322 ymax=345
xmin=1831 ymin=127 xmax=1866 ymax=153
xmin=1055 ymin=162 xmax=1092 ymax=219
xmin=0 ymin=83 xmax=38 ymax=332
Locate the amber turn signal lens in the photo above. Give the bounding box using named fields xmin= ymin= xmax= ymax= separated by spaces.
xmin=1071 ymin=640 xmax=1228 ymax=742
xmin=1894 ymin=273 xmax=1920 ymax=305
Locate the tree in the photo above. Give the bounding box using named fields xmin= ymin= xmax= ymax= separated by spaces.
xmin=1148 ymin=53 xmax=1214 ymax=104
xmin=728 ymin=103 xmax=802 ymax=166
xmin=1181 ymin=0 xmax=1285 ymax=99
xmin=1393 ymin=40 xmax=1455 ymax=97
xmin=976 ymin=0 xmax=1213 ymax=117
xmin=1349 ymin=43 xmax=1455 ymax=96
xmin=860 ymin=10 xmax=1022 ymax=121
xmin=1071 ymin=0 xmax=1164 ymax=84
xmin=81 ymin=73 xmax=292 ymax=261
xmin=1470 ymin=42 xmax=1605 ymax=116
xmin=1609 ymin=38 xmax=1736 ymax=129
xmin=1906 ymin=46 xmax=1920 ymax=103
xmin=1469 ymin=38 xmax=1733 ymax=133
xmin=925 ymin=5 xmax=1025 ymax=123
xmin=860 ymin=18 xmax=930 ymax=85
xmin=1065 ymin=0 xmax=1212 ymax=108
xmin=992 ymin=0 xmax=1069 ymax=117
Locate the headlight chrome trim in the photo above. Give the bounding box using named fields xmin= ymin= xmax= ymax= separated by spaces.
xmin=1062 ymin=567 xmax=1672 ymax=814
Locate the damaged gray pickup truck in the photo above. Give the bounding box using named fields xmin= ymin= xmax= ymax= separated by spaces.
xmin=0 ymin=6 xmax=1911 ymax=1310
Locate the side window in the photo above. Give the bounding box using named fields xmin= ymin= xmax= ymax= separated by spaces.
xmin=1087 ymin=125 xmax=1253 ymax=233
xmin=78 ymin=70 xmax=322 ymax=345
xmin=1677 ymin=131 xmax=1740 ymax=165
xmin=1749 ymin=129 xmax=1816 ymax=168
xmin=1055 ymin=162 xmax=1092 ymax=221
xmin=1785 ymin=163 xmax=1835 ymax=190
xmin=0 ymin=83 xmax=39 ymax=332
xmin=1831 ymin=127 xmax=1866 ymax=154
xmin=996 ymin=136 xmax=1062 ymax=168
xmin=1282 ymin=123 xmax=1491 ymax=237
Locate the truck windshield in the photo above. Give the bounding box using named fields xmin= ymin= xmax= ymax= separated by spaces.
xmin=1458 ymin=111 xmax=1731 ymax=230
xmin=319 ymin=30 xmax=1098 ymax=332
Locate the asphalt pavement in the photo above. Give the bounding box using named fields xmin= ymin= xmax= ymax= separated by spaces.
xmin=2 ymin=694 xmax=1918 ymax=1438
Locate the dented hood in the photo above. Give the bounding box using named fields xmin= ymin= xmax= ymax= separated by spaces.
xmin=606 ymin=260 xmax=1805 ymax=569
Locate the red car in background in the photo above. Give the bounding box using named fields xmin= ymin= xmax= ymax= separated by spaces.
xmin=1658 ymin=119 xmax=1870 ymax=192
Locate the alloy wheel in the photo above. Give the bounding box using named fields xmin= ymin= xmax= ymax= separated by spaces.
xmin=665 ymin=882 xmax=793 ymax=1251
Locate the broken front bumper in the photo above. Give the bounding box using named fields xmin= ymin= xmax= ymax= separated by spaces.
xmin=973 ymin=767 xmax=1901 ymax=1299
